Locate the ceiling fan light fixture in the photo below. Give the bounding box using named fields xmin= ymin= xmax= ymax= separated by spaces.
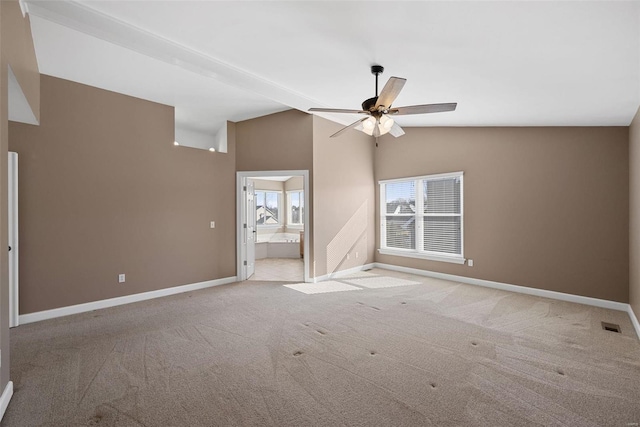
xmin=363 ymin=117 xmax=376 ymax=129
xmin=362 ymin=126 xmax=374 ymax=136
xmin=380 ymin=114 xmax=394 ymax=130
xmin=377 ymin=123 xmax=391 ymax=136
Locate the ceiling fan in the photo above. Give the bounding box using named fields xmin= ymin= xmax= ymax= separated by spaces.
xmin=309 ymin=65 xmax=457 ymax=139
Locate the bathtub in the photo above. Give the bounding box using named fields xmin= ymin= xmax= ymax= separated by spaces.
xmin=256 ymin=232 xmax=302 ymax=259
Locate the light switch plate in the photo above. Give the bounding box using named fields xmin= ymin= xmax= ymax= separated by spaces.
xmin=118 ymin=274 xmax=125 ymax=283
xmin=210 ymin=221 xmax=215 ymax=228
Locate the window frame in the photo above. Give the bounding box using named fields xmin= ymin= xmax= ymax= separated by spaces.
xmin=255 ymin=190 xmax=282 ymax=227
xmin=379 ymin=171 xmax=465 ymax=265
xmin=287 ymin=190 xmax=304 ymax=226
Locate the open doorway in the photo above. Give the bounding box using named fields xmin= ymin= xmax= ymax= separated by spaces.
xmin=236 ymin=170 xmax=310 ymax=282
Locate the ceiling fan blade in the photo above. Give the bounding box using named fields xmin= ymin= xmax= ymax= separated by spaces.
xmin=389 ymin=123 xmax=405 ymax=138
xmin=374 ymin=77 xmax=407 ymax=110
xmin=330 ymin=117 xmax=369 ymax=138
xmin=309 ymin=108 xmax=369 ymax=114
xmin=390 ymin=103 xmax=457 ymax=115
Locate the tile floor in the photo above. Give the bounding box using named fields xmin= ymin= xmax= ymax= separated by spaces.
xmin=248 ymin=258 xmax=304 ymax=281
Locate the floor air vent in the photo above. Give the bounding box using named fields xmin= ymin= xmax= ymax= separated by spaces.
xmin=601 ymin=322 xmax=621 ymax=333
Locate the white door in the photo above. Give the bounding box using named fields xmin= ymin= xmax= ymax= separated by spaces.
xmin=8 ymin=152 xmax=18 ymax=327
xmin=245 ymin=180 xmax=256 ymax=279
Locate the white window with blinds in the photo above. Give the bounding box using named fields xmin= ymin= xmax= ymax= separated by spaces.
xmin=379 ymin=172 xmax=465 ymax=264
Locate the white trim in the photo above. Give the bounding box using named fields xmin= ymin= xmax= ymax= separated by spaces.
xmin=379 ymin=172 xmax=464 ymax=259
xmin=379 ymin=183 xmax=387 ymax=248
xmin=8 ymin=153 xmax=19 ymax=328
xmin=0 ymin=382 xmax=13 ymax=422
xmin=236 ymin=174 xmax=246 ymax=281
xmin=628 ymin=305 xmax=640 ymax=339
xmin=18 ymin=0 xmax=28 ymax=17
xmin=19 ymin=276 xmax=237 ymax=325
xmin=286 ymin=190 xmax=304 ymax=226
xmin=237 ymin=170 xmax=310 ymax=283
xmin=374 ymin=263 xmax=630 ymax=312
xmin=459 ymin=174 xmax=465 ymax=257
xmin=379 ymin=171 xmax=464 ymax=185
xmin=378 ymin=248 xmax=465 ymax=265
xmin=312 ymin=263 xmax=376 ymax=283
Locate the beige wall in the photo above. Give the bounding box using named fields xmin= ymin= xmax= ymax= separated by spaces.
xmin=1 ymin=0 xmax=40 ymax=392
xmin=375 ymin=127 xmax=629 ymax=302
xmin=312 ymin=116 xmax=375 ymax=278
xmin=236 ymin=109 xmax=314 ymax=272
xmin=253 ymin=179 xmax=284 ymax=192
xmin=2 ymin=0 xmax=39 ymax=122
xmin=9 ymin=76 xmax=237 ymax=314
xmin=285 ymin=176 xmax=303 ymax=192
xmin=235 ymin=109 xmax=313 ymax=173
xmin=630 ymin=107 xmax=640 ymax=317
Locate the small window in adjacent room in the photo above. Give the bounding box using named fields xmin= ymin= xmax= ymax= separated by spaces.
xmin=288 ymin=191 xmax=304 ymax=225
xmin=256 ymin=191 xmax=281 ymax=225
xmin=379 ymin=172 xmax=464 ymax=264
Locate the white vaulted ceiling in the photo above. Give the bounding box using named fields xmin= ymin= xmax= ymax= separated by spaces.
xmin=24 ymin=1 xmax=640 ymax=150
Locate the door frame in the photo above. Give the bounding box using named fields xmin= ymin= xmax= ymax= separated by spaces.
xmin=8 ymin=152 xmax=18 ymax=327
xmin=236 ymin=170 xmax=310 ymax=283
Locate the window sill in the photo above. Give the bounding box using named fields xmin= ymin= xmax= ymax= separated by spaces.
xmin=377 ymin=248 xmax=466 ymax=265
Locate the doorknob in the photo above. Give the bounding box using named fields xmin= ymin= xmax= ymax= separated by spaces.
xmin=8 ymin=246 xmax=11 ymax=251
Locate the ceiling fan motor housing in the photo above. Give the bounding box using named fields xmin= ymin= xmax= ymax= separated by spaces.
xmin=362 ymin=97 xmax=378 ymax=112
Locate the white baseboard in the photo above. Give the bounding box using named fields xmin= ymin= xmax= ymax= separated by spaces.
xmin=19 ymin=276 xmax=237 ymax=325
xmin=628 ymin=305 xmax=640 ymax=339
xmin=312 ymin=263 xmax=376 ymax=283
xmin=0 ymin=381 xmax=13 ymax=422
xmin=374 ymin=263 xmax=630 ymax=312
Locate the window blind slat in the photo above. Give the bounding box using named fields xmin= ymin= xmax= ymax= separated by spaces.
xmin=385 ymin=181 xmax=416 ymax=214
xmin=423 ymin=217 xmax=461 ymax=254
xmin=424 ymin=177 xmax=461 ymax=214
xmin=385 ymin=216 xmax=415 ymax=250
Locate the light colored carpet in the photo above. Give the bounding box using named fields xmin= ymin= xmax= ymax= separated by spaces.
xmin=341 ymin=276 xmax=421 ymax=289
xmin=284 ymin=281 xmax=362 ymax=294
xmin=4 ymin=268 xmax=640 ymax=426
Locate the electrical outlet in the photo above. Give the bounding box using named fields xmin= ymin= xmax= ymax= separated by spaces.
xmin=468 ymin=259 xmax=474 ymax=267
xmin=118 ymin=274 xmax=125 ymax=283
xmin=210 ymin=221 xmax=215 ymax=229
